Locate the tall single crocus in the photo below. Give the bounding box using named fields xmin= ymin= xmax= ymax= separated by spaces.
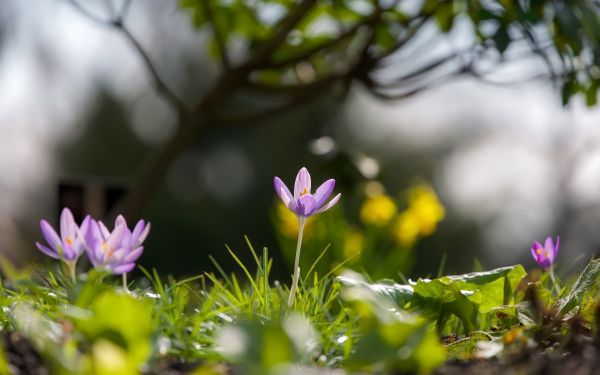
xmin=36 ymin=208 xmax=90 ymax=282
xmin=274 ymin=167 xmax=341 ymax=306
xmin=85 ymin=215 xmax=150 ymax=289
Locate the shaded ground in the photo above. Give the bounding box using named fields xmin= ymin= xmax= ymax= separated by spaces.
xmin=434 ymin=345 xmax=600 ymax=375
xmin=5 ymin=332 xmax=600 ymax=375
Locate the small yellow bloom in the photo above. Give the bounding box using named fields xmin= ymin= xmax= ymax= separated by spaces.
xmin=344 ymin=229 xmax=363 ymax=260
xmin=407 ymin=184 xmax=445 ymax=236
xmin=360 ymin=194 xmax=397 ymax=226
xmin=392 ymin=211 xmax=420 ymax=247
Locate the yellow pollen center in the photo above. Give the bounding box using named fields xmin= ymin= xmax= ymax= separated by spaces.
xmin=536 ymin=248 xmax=543 ymax=255
xmin=103 ymin=242 xmax=114 ymax=257
xmin=66 ymin=237 xmax=73 ymax=246
xmin=300 ymin=188 xmax=309 ymax=196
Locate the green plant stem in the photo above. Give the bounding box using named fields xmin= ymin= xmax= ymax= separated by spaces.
xmin=549 ymin=266 xmax=558 ymax=294
xmin=67 ymin=261 xmax=77 ymax=284
xmin=123 ymin=273 xmax=129 ymax=293
xmin=288 ymin=217 xmax=305 ymax=307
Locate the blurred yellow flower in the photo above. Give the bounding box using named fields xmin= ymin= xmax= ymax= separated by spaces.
xmin=276 ymin=202 xmax=314 ymax=238
xmin=360 ymin=194 xmax=397 ymax=226
xmin=344 ymin=229 xmax=363 ymax=260
xmin=392 ymin=211 xmax=420 ymax=247
xmin=407 ymin=184 xmax=445 ymax=236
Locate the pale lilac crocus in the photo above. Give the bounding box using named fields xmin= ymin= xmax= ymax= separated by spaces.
xmin=274 ymin=167 xmax=341 ymax=306
xmin=531 ymin=236 xmax=559 ymax=269
xmin=36 ymin=208 xmax=91 ymax=281
xmin=274 ymin=167 xmax=341 ymax=218
xmin=85 ymin=215 xmax=150 ymax=279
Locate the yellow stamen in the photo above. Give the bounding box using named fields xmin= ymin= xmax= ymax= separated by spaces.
xmin=66 ymin=237 xmax=73 ymax=246
xmin=300 ymin=188 xmax=309 ymax=196
xmin=536 ymin=248 xmax=543 ymax=255
xmin=103 ymin=242 xmax=114 ymax=257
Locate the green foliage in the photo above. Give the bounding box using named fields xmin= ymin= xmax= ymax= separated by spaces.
xmin=556 ymin=258 xmax=600 ymax=315
xmin=3 ymin=245 xmax=600 ymax=373
xmin=177 ymin=0 xmax=600 ymax=105
xmin=340 ymin=265 xmax=527 ymax=334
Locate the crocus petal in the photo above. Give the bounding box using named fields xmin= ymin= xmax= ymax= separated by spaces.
xmin=61 ymin=242 xmax=77 ymax=261
xmin=124 ymin=246 xmax=144 ymax=263
xmin=36 ymin=242 xmax=59 ymax=259
xmin=60 ymin=208 xmax=76 ymax=240
xmin=137 ymin=223 xmax=150 ymax=245
xmin=40 ymin=220 xmax=62 ymax=251
xmin=530 ymin=247 xmax=538 ymax=262
xmin=312 ymin=193 xmax=341 ymax=215
xmin=544 ymin=237 xmax=554 ymax=253
xmin=98 ymin=221 xmax=111 ymax=239
xmin=295 ymin=194 xmax=316 ymax=216
xmin=274 ymin=177 xmax=295 ymax=210
xmin=106 ymin=223 xmax=126 ymax=250
xmin=115 ymin=215 xmax=127 ymax=229
xmin=131 ymin=220 xmax=150 ymax=246
xmin=294 ymin=167 xmax=311 ymax=199
xmin=313 ymin=179 xmax=335 ymax=209
xmin=112 ymin=263 xmax=136 ymax=274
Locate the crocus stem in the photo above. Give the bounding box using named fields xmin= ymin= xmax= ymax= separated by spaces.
xmin=122 ymin=273 xmax=129 ymax=293
xmin=549 ymin=266 xmax=558 ymax=294
xmin=288 ymin=217 xmax=305 ymax=307
xmin=67 ymin=261 xmax=77 ymax=284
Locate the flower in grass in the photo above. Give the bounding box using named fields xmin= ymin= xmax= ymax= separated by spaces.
xmin=85 ymin=215 xmax=150 ymax=274
xmin=274 ymin=167 xmax=341 ymax=219
xmin=530 ymin=236 xmax=559 ymax=269
xmin=36 ymin=208 xmax=90 ymax=262
xmin=360 ymin=194 xmax=397 ymax=226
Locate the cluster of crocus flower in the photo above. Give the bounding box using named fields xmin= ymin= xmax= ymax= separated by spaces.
xmin=274 ymin=167 xmax=341 ymax=306
xmin=37 ymin=208 xmax=150 ymax=283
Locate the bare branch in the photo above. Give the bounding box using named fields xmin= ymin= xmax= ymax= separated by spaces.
xmin=65 ymin=0 xmax=189 ymax=118
xmin=65 ymin=0 xmax=109 ymax=24
xmin=120 ymin=0 xmax=134 ymax=21
xmin=218 ymin=74 xmax=344 ymax=124
xmin=262 ymin=15 xmax=377 ymax=69
xmin=244 ymin=0 xmax=318 ymax=69
xmin=116 ymin=26 xmax=190 ymax=117
xmin=200 ymin=0 xmax=231 ymax=71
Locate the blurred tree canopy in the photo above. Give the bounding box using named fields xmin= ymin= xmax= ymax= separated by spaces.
xmin=70 ymin=0 xmax=600 ymax=217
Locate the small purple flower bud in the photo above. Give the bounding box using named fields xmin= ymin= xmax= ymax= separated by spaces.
xmin=530 ymin=236 xmax=559 ymax=269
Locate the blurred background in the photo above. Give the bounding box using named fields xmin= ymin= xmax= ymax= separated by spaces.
xmin=1 ymin=0 xmax=600 ymax=280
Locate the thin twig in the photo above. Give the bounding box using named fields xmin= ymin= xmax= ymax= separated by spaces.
xmin=200 ymin=0 xmax=231 ymax=71
xmin=116 ymin=26 xmax=189 ymax=116
xmin=65 ymin=0 xmax=189 ymax=117
xmin=65 ymin=0 xmax=109 ymax=24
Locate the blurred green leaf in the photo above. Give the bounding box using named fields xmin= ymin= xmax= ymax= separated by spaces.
xmin=557 ymin=258 xmax=600 ymax=315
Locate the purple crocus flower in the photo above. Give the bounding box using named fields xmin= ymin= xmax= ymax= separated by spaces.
xmin=274 ymin=167 xmax=341 ymax=218
xmin=36 ymin=208 xmax=90 ymax=262
xmin=85 ymin=215 xmax=150 ymax=275
xmin=531 ymin=236 xmax=559 ymax=269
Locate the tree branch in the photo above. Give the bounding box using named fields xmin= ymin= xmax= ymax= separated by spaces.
xmin=200 ymin=0 xmax=231 ymax=71
xmin=65 ymin=0 xmax=189 ymax=118
xmin=244 ymin=0 xmax=318 ymax=69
